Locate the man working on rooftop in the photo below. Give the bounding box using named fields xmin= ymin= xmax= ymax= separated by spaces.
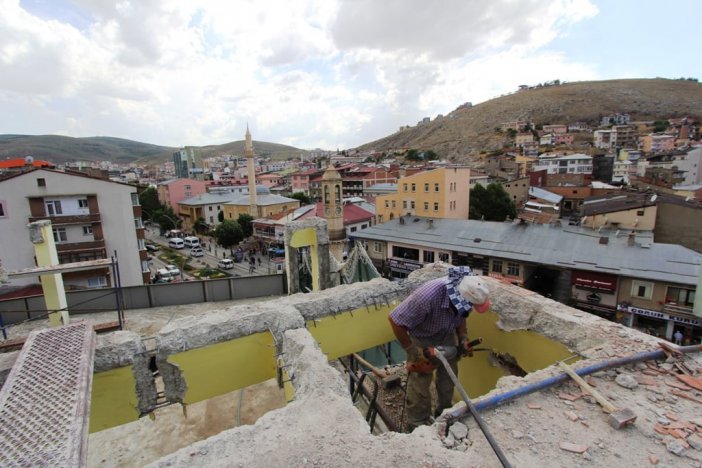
xmin=388 ymin=266 xmax=491 ymax=431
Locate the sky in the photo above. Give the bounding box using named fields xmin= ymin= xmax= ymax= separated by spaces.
xmin=1 ymin=0 xmax=700 ymax=151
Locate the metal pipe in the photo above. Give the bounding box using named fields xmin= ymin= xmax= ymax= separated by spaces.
xmin=446 ymin=344 xmax=702 ymax=420
xmin=433 ymin=350 xmax=512 ymax=468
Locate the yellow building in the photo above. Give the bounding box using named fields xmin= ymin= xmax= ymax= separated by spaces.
xmin=375 ymin=167 xmax=470 ymax=223
xmin=222 ymin=185 xmax=299 ymax=221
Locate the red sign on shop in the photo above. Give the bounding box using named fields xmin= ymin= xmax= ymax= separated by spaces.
xmin=571 ymin=271 xmax=617 ymax=292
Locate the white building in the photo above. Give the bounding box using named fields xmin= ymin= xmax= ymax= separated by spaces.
xmin=0 ymin=169 xmax=148 ymax=291
xmin=532 ymin=153 xmax=593 ymax=175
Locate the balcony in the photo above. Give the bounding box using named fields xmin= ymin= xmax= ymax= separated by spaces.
xmin=56 ymin=240 xmax=106 ymax=254
xmin=29 ymin=213 xmax=101 ymax=226
xmin=662 ymin=303 xmax=694 ymax=316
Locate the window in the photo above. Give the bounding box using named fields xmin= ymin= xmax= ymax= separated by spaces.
xmin=87 ymin=277 xmax=107 ymax=288
xmin=209 ymin=216 xmax=214 ymax=223
xmin=423 ymin=251 xmax=435 ymax=263
xmin=423 ymin=202 xmax=429 ymax=210
xmin=185 ymin=192 xmax=192 ymax=198
xmin=411 ymin=201 xmax=415 ymax=209
xmin=45 ymin=200 xmax=63 ymax=215
xmin=665 ymin=287 xmax=695 ymax=307
xmin=439 ymin=253 xmax=449 ymax=262
xmin=402 ymin=201 xmax=407 ymax=209
xmin=631 ymin=280 xmax=653 ymax=299
xmin=82 ymin=225 xmax=93 ymax=236
xmin=185 ymin=185 xmax=192 ymax=190
xmin=361 ymin=224 xmax=368 ymax=229
xmin=373 ymin=242 xmax=382 ymax=253
xmin=506 ymin=262 xmax=520 ymax=276
xmin=37 ymin=178 xmax=46 ymax=187
xmin=433 ymin=202 xmax=439 ymax=211
xmin=0 ymin=201 xmax=5 ymax=218
xmin=403 ymin=183 xmax=408 ymax=192
xmin=137 ymin=239 xmax=146 ymax=250
xmin=636 ymin=210 xmax=645 ymax=216
xmin=78 ymin=199 xmax=88 ymax=208
xmin=134 ymin=218 xmax=143 ymax=228
xmin=411 ymin=183 xmax=416 ymax=192
xmin=434 ymin=183 xmax=440 ymax=192
xmin=131 ymin=193 xmax=139 ymax=206
xmin=350 ymin=226 xmax=357 ymax=232
xmin=52 ymin=227 xmax=67 ymax=243
xmin=385 ymin=200 xmax=389 ymax=208
xmin=209 ymin=206 xmax=213 ymax=211
xmin=492 ymin=260 xmax=503 ymax=273
xmin=141 ymin=260 xmax=150 ymax=273
xmin=391 ymin=200 xmax=396 ymax=208
xmin=424 ymin=183 xmax=429 ymax=192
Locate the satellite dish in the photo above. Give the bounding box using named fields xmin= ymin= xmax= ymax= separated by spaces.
xmin=24 ymin=155 xmax=34 ymax=164
xmin=650 ymin=194 xmax=658 ymax=203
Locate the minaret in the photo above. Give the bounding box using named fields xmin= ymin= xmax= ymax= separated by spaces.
xmin=321 ymin=164 xmax=346 ymax=260
xmin=245 ymin=125 xmax=258 ymax=217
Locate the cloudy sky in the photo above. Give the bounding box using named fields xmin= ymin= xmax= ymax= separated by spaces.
xmin=1 ymin=0 xmax=699 ymax=150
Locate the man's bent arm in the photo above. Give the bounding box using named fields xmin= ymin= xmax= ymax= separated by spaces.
xmin=388 ymin=316 xmax=412 ymax=350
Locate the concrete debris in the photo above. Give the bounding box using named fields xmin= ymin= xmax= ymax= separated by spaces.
xmin=667 ymin=440 xmax=686 ymax=456
xmin=615 ymin=373 xmax=639 ymax=389
xmin=448 ymin=421 xmax=468 ymax=440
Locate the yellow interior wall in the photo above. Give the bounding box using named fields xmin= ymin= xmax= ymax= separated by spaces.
xmin=90 ymin=366 xmax=140 ymax=433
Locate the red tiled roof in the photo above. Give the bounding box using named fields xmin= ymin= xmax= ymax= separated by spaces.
xmin=0 ymin=158 xmax=54 ymax=169
xmin=296 ymin=203 xmax=373 ymax=225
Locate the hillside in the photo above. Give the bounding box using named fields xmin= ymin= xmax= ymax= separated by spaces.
xmin=0 ymin=135 xmax=309 ymax=166
xmin=358 ymin=78 xmax=702 ymax=162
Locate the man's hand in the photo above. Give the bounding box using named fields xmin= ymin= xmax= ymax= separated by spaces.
xmin=404 ymin=345 xmax=419 ymax=363
xmin=459 ymin=337 xmax=482 ymax=357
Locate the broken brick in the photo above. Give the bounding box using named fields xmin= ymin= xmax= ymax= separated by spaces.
xmin=586 ymin=376 xmax=597 ymax=387
xmin=664 ymin=412 xmax=679 ymax=421
xmin=558 ymin=392 xmax=581 ymax=401
xmin=559 ymin=441 xmax=589 ymax=454
xmin=564 ymin=410 xmax=578 ymax=422
xmin=637 ymin=376 xmax=659 ymax=386
xmin=668 ymin=428 xmax=688 ymax=440
xmin=643 ymin=369 xmax=661 ymax=376
xmin=666 ymin=380 xmax=692 ymax=391
xmin=527 ymin=403 xmax=542 ymax=410
xmin=581 ymin=420 xmax=590 ymax=428
xmin=654 ymin=424 xmax=668 ymax=435
xmin=649 ymin=454 xmax=659 ymax=465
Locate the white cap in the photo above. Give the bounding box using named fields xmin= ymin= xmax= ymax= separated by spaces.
xmin=457 ymin=275 xmax=489 ymax=305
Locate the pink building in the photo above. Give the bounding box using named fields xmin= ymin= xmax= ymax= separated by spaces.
xmin=257 ymin=173 xmax=284 ymax=188
xmin=157 ymin=178 xmax=208 ymax=213
xmin=291 ymin=169 xmax=323 ymax=195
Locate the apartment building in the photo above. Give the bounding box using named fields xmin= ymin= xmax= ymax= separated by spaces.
xmin=157 ymin=178 xmax=208 ymax=213
xmin=177 ymin=192 xmax=243 ymax=230
xmin=641 ymin=134 xmax=676 ymax=154
xmin=374 ymin=167 xmax=470 ymax=223
xmin=532 ymin=153 xmax=593 ymax=175
xmin=290 ymin=169 xmax=323 ymax=195
xmin=0 ymin=169 xmax=148 ymax=290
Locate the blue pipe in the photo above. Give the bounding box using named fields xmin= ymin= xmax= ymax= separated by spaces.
xmin=446 ymin=344 xmax=702 ymax=420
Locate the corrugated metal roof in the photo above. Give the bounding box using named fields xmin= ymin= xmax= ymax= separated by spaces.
xmin=529 ymin=186 xmax=563 ymax=203
xmin=353 ymin=217 xmax=701 ymax=285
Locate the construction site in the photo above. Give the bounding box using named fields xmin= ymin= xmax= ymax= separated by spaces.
xmin=1 ymin=218 xmax=702 ymax=467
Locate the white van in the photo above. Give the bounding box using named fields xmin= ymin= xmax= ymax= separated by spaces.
xmin=168 ymin=237 xmax=185 ymax=249
xmin=183 ymin=236 xmax=200 ymax=248
xmin=218 ymin=258 xmax=234 ymax=270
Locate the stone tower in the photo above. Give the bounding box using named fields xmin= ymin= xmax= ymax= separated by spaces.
xmin=321 ymin=164 xmax=346 ymax=260
xmin=245 ymin=126 xmax=258 ymax=217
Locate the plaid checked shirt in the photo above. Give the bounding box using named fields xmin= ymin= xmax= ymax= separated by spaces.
xmin=389 ymin=277 xmax=465 ymax=342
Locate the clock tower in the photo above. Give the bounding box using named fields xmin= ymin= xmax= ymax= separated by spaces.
xmin=321 ymin=164 xmax=346 ymax=258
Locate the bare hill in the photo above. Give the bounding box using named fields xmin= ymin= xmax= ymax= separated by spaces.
xmin=0 ymin=135 xmax=309 ymax=166
xmin=358 ymin=78 xmax=702 ymax=161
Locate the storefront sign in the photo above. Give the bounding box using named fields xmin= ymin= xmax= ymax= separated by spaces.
xmin=388 ymin=258 xmax=422 ymax=274
xmin=670 ymin=315 xmax=700 ymax=326
xmin=572 ymin=271 xmax=617 ymax=292
xmin=629 ymin=306 xmax=666 ymax=320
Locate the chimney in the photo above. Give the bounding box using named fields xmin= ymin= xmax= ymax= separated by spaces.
xmin=627 ymin=232 xmax=636 ymax=246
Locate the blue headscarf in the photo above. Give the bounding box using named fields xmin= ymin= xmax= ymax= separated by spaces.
xmin=446 ymin=266 xmax=474 ymax=317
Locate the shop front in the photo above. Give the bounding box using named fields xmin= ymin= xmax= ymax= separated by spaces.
xmin=387 ymin=258 xmax=422 ymax=279
xmin=620 ymin=305 xmax=701 ymax=343
xmin=571 ymin=270 xmax=618 ymax=319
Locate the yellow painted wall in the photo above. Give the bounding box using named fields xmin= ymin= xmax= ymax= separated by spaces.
xmin=223 ymin=201 xmax=299 ymax=221
xmin=583 ymin=205 xmax=657 ymax=231
xmin=90 ymin=366 xmax=140 ymax=432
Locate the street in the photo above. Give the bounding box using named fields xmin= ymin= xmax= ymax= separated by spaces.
xmin=145 ymin=228 xmax=280 ymax=281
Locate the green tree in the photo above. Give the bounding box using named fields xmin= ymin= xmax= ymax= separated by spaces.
xmin=423 ymin=150 xmax=438 ymax=161
xmin=139 ymin=187 xmax=162 ymax=221
xmin=469 ymin=183 xmax=516 ymax=221
xmin=154 ymin=207 xmax=181 ymax=231
xmin=506 ymin=128 xmax=517 ymax=138
xmin=236 ymin=214 xmax=254 ymax=238
xmin=290 ymin=192 xmax=311 ymax=205
xmin=193 ymin=217 xmax=209 ymax=235
xmin=405 ymin=149 xmax=420 ymax=161
xmin=214 ymin=220 xmax=243 ymax=248
xmin=653 ymin=120 xmax=669 ymax=133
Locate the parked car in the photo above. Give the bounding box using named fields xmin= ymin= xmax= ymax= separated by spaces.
xmin=155 ymin=268 xmax=174 ymax=283
xmin=165 ymin=264 xmax=181 ymax=276
xmin=145 ymin=243 xmax=160 ymax=252
xmin=218 ymin=258 xmax=234 ymax=270
xmin=190 ymin=247 xmax=204 ymax=257
xmin=233 ymin=250 xmax=244 ymax=263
